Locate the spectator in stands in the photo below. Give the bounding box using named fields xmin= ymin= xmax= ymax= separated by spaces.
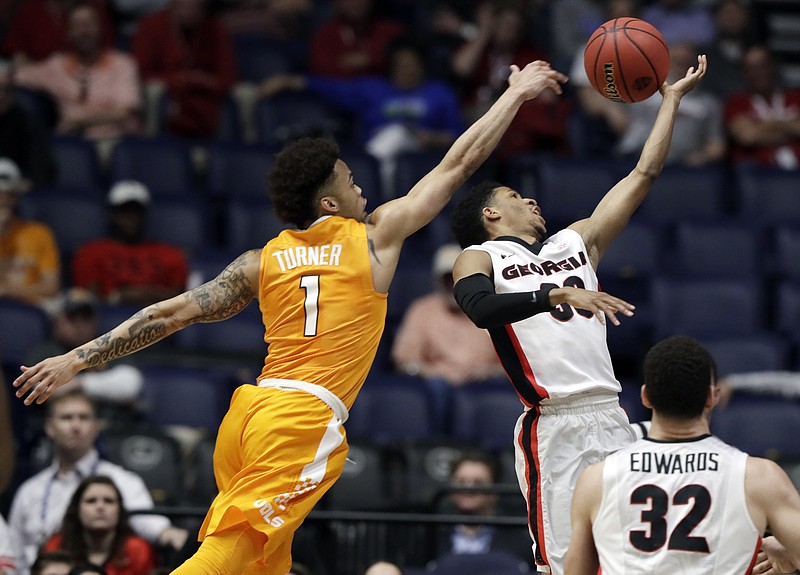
xmin=392 ymin=243 xmax=502 ymax=386
xmin=308 ymin=0 xmax=406 ymax=79
xmin=1 ymin=0 xmax=115 ymax=65
xmin=451 ymin=0 xmax=547 ymax=122
xmin=30 ymin=551 xmax=76 ymax=575
xmin=724 ymin=45 xmax=800 ymax=169
xmin=8 ymin=389 xmax=188 ymax=570
xmin=641 ymin=0 xmax=715 ymax=46
xmin=72 ymin=181 xmax=188 ymax=307
xmin=567 ymin=0 xmax=638 ymax=157
xmin=436 ymin=450 xmax=532 ymax=564
xmin=0 ymin=58 xmax=56 ymax=187
xmin=0 ymin=513 xmax=17 ymax=575
xmin=26 ymin=288 xmax=144 ymax=413
xmin=701 ymin=0 xmax=756 ymax=99
xmin=0 ymin=157 xmax=61 ymax=305
xmin=42 ymin=476 xmax=158 ymax=575
xmin=261 ymin=38 xmax=464 ymax=196
xmin=214 ymin=0 xmax=314 ymax=41
xmin=131 ymin=0 xmax=237 ymax=139
xmin=615 ymin=43 xmax=726 ymax=166
xmin=14 ymin=3 xmax=142 ymax=143
xmin=548 ymin=0 xmax=606 ymax=70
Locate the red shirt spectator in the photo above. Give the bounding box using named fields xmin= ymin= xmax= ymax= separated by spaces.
xmin=724 ymin=45 xmax=800 ymax=168
xmin=309 ymin=0 xmax=406 ymax=78
xmin=72 ymin=181 xmax=188 ymax=306
xmin=451 ymin=2 xmax=546 ymax=117
xmin=2 ymin=0 xmax=115 ymax=64
xmin=43 ymin=534 xmax=156 ymax=575
xmin=131 ymin=0 xmax=237 ymax=138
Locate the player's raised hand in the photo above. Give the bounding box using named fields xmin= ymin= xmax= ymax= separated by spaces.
xmin=508 ymin=60 xmax=569 ymax=99
xmin=14 ymin=354 xmax=82 ymax=405
xmin=661 ymin=54 xmax=707 ymax=97
xmin=550 ymin=286 xmax=636 ymax=326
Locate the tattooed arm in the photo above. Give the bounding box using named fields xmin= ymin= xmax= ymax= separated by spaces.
xmin=14 ymin=250 xmax=261 ymax=405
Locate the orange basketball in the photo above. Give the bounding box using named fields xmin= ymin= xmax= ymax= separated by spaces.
xmin=584 ymin=18 xmax=670 ymax=103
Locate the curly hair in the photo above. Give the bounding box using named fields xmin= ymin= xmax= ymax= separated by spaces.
xmin=56 ymin=476 xmax=134 ymax=568
xmin=450 ymin=181 xmax=502 ymax=248
xmin=644 ymin=336 xmax=717 ymax=420
xmin=268 ymin=137 xmax=340 ymax=229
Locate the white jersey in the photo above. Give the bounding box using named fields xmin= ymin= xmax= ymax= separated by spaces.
xmin=593 ymin=435 xmax=761 ymax=575
xmin=466 ymin=229 xmax=619 ymax=405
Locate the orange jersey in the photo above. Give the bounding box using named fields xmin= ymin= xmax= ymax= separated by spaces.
xmin=257 ymin=216 xmax=387 ymax=409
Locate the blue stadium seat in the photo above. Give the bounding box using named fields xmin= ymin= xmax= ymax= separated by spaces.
xmin=224 ymin=199 xmax=290 ymax=253
xmin=175 ymin=301 xmax=267 ymax=358
xmin=774 ymin=281 xmax=800 ymax=344
xmin=109 ymin=137 xmax=195 ymax=197
xmin=50 ymin=136 xmax=103 ymax=195
xmin=386 ymin=263 xmax=435 ymax=325
xmin=535 ymin=157 xmax=617 ymax=230
xmin=233 ymin=36 xmax=292 ymax=83
xmin=348 ymin=372 xmax=436 ymax=443
xmin=187 ymin=435 xmax=217 ymax=506
xmin=774 ymin=226 xmax=800 ymax=280
xmin=391 ymin=150 xmax=496 ymax=204
xmin=701 ymin=334 xmax=790 ymax=377
xmin=145 ymin=197 xmax=211 ymax=254
xmin=736 ymin=164 xmax=800 ymax=226
xmin=711 ymin=396 xmax=800 ymax=459
xmin=636 ymin=165 xmax=727 ymax=226
xmin=156 ymin=93 xmax=241 ymax=142
xmin=323 ymin=441 xmax=405 ymax=511
xmin=340 ymin=148 xmax=383 ymax=207
xmin=672 ymin=220 xmax=761 ymax=277
xmin=255 ymin=91 xmax=345 ymax=148
xmin=21 ymin=193 xmax=106 ymax=256
xmin=449 ymin=383 xmax=524 ymax=450
xmin=0 ymin=298 xmax=50 ymax=367
xmin=138 ymin=366 xmax=231 ymax=431
xmin=206 ymin=143 xmax=274 ymax=200
xmin=651 ymin=276 xmax=762 ymax=340
xmin=101 ymin=427 xmax=186 ymax=505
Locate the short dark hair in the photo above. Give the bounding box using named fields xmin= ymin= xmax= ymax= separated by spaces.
xmin=45 ymin=389 xmax=97 ymax=419
xmin=451 ymin=181 xmax=502 ymax=248
xmin=449 ymin=449 xmax=500 ymax=483
xmin=643 ymin=336 xmax=717 ymax=420
xmin=268 ymin=138 xmax=340 ymax=229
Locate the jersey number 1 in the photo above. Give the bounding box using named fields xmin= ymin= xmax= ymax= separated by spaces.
xmin=300 ymin=275 xmax=320 ymax=337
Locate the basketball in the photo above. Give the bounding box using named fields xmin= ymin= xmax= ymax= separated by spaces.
xmin=584 ymin=18 xmax=670 ymax=103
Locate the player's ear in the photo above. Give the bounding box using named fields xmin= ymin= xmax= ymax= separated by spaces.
xmin=482 ymin=205 xmax=500 ymax=222
xmin=319 ymin=195 xmax=339 ymax=215
xmin=640 ymin=385 xmax=653 ymax=409
xmin=708 ymin=383 xmax=721 ymax=409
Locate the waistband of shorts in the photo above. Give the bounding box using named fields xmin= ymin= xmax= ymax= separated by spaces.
xmin=257 ymin=378 xmax=349 ymax=423
xmin=537 ymin=391 xmax=619 ymax=415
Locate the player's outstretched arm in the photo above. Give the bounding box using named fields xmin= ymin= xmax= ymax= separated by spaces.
xmin=564 ymin=462 xmax=603 ymax=575
xmin=369 ymin=61 xmax=568 ymax=249
xmin=14 ymin=250 xmax=261 ymax=405
xmin=572 ymin=54 xmax=707 ymax=268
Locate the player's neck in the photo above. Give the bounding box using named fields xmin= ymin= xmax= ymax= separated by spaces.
xmin=647 ymin=414 xmax=710 ymax=441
